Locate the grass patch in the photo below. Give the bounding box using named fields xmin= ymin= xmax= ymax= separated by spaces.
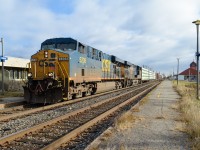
xmin=99 ymin=129 xmax=113 ymax=142
xmin=0 ymin=91 xmax=23 ymax=98
xmin=114 ymin=111 xmax=138 ymax=131
xmin=173 ymin=80 xmax=200 ymax=149
xmin=155 ymin=116 xmax=165 ymax=119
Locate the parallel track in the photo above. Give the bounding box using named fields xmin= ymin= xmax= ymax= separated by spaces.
xmin=0 ymin=83 xmax=150 ymax=139
xmin=0 ymin=82 xmax=159 ymax=150
xmin=0 ymin=83 xmax=147 ymax=122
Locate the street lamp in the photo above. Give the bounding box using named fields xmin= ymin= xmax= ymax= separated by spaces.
xmin=177 ymin=58 xmax=179 ymax=85
xmin=192 ymin=20 xmax=200 ymax=100
xmin=0 ymin=38 xmax=4 ymax=95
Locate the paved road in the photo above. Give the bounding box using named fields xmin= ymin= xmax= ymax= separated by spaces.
xmin=86 ymin=80 xmax=190 ymax=150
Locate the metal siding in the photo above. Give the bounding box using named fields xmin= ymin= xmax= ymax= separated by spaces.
xmin=70 ymin=50 xmax=102 ymax=83
xmin=142 ymin=67 xmax=156 ymax=80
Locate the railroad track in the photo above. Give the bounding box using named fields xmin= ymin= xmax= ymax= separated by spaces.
xmin=0 ymin=82 xmax=159 ymax=150
xmin=0 ymin=82 xmax=152 ymax=138
xmin=0 ymin=83 xmax=142 ymax=122
xmin=0 ymin=85 xmax=148 ymax=138
xmin=0 ymin=83 xmax=151 ymax=139
xmin=0 ymin=104 xmax=41 ymax=117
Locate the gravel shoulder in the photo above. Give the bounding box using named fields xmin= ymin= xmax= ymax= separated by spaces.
xmin=86 ymin=80 xmax=190 ymax=150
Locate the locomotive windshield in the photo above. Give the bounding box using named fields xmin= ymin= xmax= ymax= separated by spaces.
xmin=41 ymin=43 xmax=76 ymax=51
xmin=42 ymin=44 xmax=56 ymax=50
xmin=41 ymin=38 xmax=77 ymax=51
xmin=57 ymin=43 xmax=76 ymax=51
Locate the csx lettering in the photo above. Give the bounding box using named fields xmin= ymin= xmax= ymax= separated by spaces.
xmin=102 ymin=59 xmax=111 ymax=72
xmin=39 ymin=60 xmax=55 ymax=67
xmin=79 ymin=57 xmax=86 ymax=64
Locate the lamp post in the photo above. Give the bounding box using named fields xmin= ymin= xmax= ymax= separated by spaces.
xmin=0 ymin=38 xmax=4 ymax=95
xmin=193 ymin=20 xmax=200 ymax=100
xmin=177 ymin=58 xmax=179 ymax=85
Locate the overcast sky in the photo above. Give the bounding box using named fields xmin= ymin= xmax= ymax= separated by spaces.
xmin=0 ymin=0 xmax=200 ymax=75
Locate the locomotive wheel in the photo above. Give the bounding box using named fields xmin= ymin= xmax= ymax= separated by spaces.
xmin=82 ymin=92 xmax=86 ymax=97
xmin=72 ymin=94 xmax=76 ymax=99
xmin=86 ymin=90 xmax=91 ymax=96
xmin=91 ymin=88 xmax=97 ymax=95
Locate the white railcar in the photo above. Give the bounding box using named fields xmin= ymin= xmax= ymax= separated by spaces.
xmin=141 ymin=67 xmax=156 ymax=81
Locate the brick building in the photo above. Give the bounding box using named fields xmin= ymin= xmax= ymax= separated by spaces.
xmin=178 ymin=61 xmax=199 ymax=81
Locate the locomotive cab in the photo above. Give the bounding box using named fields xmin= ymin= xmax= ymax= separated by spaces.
xmin=24 ymin=38 xmax=99 ymax=103
xmin=24 ymin=38 xmax=75 ymax=103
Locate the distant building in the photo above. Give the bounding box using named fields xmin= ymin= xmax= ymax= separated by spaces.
xmin=0 ymin=56 xmax=29 ymax=91
xmin=178 ymin=61 xmax=199 ymax=81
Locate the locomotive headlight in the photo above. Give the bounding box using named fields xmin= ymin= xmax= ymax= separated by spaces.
xmin=28 ymin=72 xmax=32 ymax=77
xmin=44 ymin=51 xmax=48 ymax=58
xmin=48 ymin=72 xmax=54 ymax=77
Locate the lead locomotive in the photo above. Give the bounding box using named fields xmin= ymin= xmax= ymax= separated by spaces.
xmin=24 ymin=37 xmax=155 ymax=103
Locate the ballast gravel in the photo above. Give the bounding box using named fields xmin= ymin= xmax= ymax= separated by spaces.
xmin=0 ymin=91 xmax=123 ymax=138
xmin=86 ymin=80 xmax=190 ymax=150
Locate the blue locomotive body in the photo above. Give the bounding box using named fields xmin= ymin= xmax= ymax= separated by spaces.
xmin=24 ymin=37 xmax=150 ymax=103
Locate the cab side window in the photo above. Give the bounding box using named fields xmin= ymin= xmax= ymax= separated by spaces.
xmin=92 ymin=48 xmax=96 ymax=59
xmin=99 ymin=52 xmax=102 ymax=61
xmin=78 ymin=43 xmax=85 ymax=54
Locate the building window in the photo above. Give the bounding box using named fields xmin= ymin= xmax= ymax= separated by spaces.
xmin=14 ymin=70 xmax=17 ymax=79
xmin=10 ymin=70 xmax=13 ymax=79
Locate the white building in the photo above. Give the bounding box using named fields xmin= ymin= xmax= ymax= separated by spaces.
xmin=0 ymin=56 xmax=29 ymax=91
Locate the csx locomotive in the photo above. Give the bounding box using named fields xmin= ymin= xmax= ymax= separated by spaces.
xmin=23 ymin=37 xmax=156 ymax=103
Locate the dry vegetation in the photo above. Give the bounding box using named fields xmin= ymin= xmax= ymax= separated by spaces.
xmin=114 ymin=111 xmax=138 ymax=131
xmin=173 ymin=81 xmax=200 ymax=149
xmin=0 ymin=91 xmax=23 ymax=99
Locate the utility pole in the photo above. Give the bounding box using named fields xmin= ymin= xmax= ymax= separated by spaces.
xmin=189 ymin=68 xmax=190 ymax=82
xmin=177 ymin=58 xmax=179 ymax=85
xmin=0 ymin=38 xmax=4 ymax=95
xmin=193 ymin=20 xmax=200 ymax=100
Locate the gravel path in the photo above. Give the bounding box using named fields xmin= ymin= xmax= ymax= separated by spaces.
xmin=86 ymin=80 xmax=190 ymax=150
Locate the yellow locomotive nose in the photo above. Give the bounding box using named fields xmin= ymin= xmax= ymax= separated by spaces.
xmin=29 ymin=50 xmax=69 ymax=80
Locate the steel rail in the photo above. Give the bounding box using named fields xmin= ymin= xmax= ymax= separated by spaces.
xmin=0 ymin=105 xmax=25 ymax=113
xmin=0 ymin=82 xmax=158 ymax=147
xmin=0 ymin=82 xmax=146 ymax=122
xmin=43 ymin=83 xmax=158 ymax=150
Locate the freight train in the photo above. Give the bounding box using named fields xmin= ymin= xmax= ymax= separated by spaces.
xmin=23 ymin=37 xmax=158 ymax=103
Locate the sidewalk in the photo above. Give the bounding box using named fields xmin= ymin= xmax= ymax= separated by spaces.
xmin=86 ymin=80 xmax=190 ymax=149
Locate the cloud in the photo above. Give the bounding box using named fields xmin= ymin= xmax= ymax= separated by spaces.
xmin=0 ymin=0 xmax=200 ymax=74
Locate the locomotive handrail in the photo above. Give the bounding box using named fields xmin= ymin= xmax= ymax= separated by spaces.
xmin=22 ymin=62 xmax=31 ymax=84
xmin=34 ymin=62 xmax=37 ymax=78
xmin=54 ymin=61 xmax=66 ymax=88
xmin=60 ymin=62 xmax=70 ymax=88
xmin=43 ymin=61 xmax=47 ymax=76
xmin=60 ymin=62 xmax=69 ymax=79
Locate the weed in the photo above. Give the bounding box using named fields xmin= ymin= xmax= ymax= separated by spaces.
xmin=173 ymin=80 xmax=200 ymax=149
xmin=114 ymin=111 xmax=138 ymax=131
